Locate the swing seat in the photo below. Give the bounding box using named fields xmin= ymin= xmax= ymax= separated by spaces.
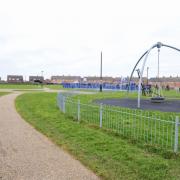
xmin=151 ymin=96 xmax=165 ymax=103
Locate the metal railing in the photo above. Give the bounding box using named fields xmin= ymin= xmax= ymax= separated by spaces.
xmin=57 ymin=93 xmax=180 ymax=153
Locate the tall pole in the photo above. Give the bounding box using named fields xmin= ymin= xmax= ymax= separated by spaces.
xmin=41 ymin=70 xmax=44 ymax=88
xmin=147 ymin=67 xmax=149 ymax=85
xmin=158 ymin=49 xmax=160 ymax=80
xmin=138 ymin=46 xmax=153 ymax=108
xmin=158 ymin=48 xmax=160 ymax=96
xmin=100 ymin=51 xmax=103 ymax=92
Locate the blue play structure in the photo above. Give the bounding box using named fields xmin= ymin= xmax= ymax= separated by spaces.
xmin=62 ymin=82 xmax=138 ymax=91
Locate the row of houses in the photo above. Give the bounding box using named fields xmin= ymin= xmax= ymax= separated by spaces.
xmin=149 ymin=77 xmax=180 ymax=89
xmin=1 ymin=75 xmax=119 ymax=84
xmin=51 ymin=75 xmax=120 ymax=84
xmin=1 ymin=75 xmax=180 ymax=88
xmin=2 ymin=75 xmax=44 ymax=83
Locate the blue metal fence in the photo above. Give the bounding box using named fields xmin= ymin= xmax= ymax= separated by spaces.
xmin=62 ymin=82 xmax=138 ymax=91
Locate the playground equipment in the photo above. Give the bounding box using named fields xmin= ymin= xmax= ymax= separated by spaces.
xmin=151 ymin=44 xmax=164 ymax=103
xmin=135 ymin=69 xmax=152 ymax=96
xmin=129 ymin=42 xmax=180 ymax=108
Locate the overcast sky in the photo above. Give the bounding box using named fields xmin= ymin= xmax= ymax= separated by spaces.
xmin=0 ymin=0 xmax=180 ymax=80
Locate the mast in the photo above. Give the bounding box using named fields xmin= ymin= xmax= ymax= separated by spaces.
xmin=100 ymin=51 xmax=103 ymax=92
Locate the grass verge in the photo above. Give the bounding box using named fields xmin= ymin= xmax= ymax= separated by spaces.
xmin=0 ymin=84 xmax=42 ymax=89
xmin=0 ymin=92 xmax=11 ymax=96
xmin=71 ymin=90 xmax=180 ymax=103
xmin=15 ymin=92 xmax=180 ymax=180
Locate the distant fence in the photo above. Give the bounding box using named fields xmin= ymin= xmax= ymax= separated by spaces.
xmin=57 ymin=93 xmax=180 ymax=153
xmin=62 ymin=82 xmax=138 ymax=91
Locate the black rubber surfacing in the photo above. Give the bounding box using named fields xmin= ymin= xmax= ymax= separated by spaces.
xmin=95 ymin=98 xmax=180 ymax=112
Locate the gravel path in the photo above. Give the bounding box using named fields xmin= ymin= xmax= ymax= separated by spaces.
xmin=0 ymin=93 xmax=99 ymax=180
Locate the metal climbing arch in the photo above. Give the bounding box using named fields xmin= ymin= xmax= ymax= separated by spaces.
xmin=128 ymin=42 xmax=180 ymax=108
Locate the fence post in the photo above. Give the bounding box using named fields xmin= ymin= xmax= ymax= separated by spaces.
xmin=77 ymin=99 xmax=80 ymax=122
xmin=59 ymin=94 xmax=62 ymax=110
xmin=63 ymin=96 xmax=66 ymax=113
xmin=60 ymin=95 xmax=63 ymax=110
xmin=174 ymin=116 xmax=179 ymax=153
xmin=57 ymin=94 xmax=59 ymax=108
xmin=100 ymin=103 xmax=103 ymax=128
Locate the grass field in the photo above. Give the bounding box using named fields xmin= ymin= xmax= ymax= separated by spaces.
xmin=71 ymin=90 xmax=180 ymax=103
xmin=44 ymin=84 xmax=64 ymax=90
xmin=0 ymin=83 xmax=74 ymax=91
xmin=0 ymin=84 xmax=43 ymax=89
xmin=16 ymin=92 xmax=180 ymax=180
xmin=0 ymin=83 xmax=66 ymax=90
xmin=61 ymin=91 xmax=180 ymax=152
xmin=163 ymin=89 xmax=180 ymax=99
xmin=0 ymin=92 xmax=11 ymax=96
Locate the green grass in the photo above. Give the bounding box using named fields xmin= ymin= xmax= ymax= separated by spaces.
xmin=71 ymin=90 xmax=180 ymax=103
xmin=71 ymin=91 xmax=137 ymax=103
xmin=0 ymin=92 xmax=11 ymax=96
xmin=0 ymin=83 xmax=71 ymax=90
xmin=0 ymin=84 xmax=43 ymax=89
xmin=71 ymin=90 xmax=180 ymax=118
xmin=44 ymin=84 xmax=64 ymax=90
xmin=163 ymin=90 xmax=180 ymax=99
xmin=65 ymin=91 xmax=180 ymax=152
xmin=16 ymin=92 xmax=180 ymax=180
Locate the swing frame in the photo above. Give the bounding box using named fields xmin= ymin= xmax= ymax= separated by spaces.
xmin=128 ymin=42 xmax=180 ymax=108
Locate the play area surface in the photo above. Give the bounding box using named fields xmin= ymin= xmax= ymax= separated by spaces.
xmin=95 ymin=98 xmax=180 ymax=112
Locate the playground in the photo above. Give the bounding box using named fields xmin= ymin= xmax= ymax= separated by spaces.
xmin=96 ymin=42 xmax=180 ymax=113
xmin=1 ymin=42 xmax=180 ymax=180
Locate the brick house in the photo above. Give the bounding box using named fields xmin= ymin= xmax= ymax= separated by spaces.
xmin=83 ymin=76 xmax=115 ymax=84
xmin=7 ymin=75 xmax=23 ymax=83
xmin=29 ymin=76 xmax=44 ymax=83
xmin=149 ymin=77 xmax=180 ymax=88
xmin=51 ymin=76 xmax=81 ymax=84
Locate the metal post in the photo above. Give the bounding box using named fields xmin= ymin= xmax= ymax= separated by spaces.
xmin=137 ymin=79 xmax=141 ymax=108
xmin=41 ymin=70 xmax=44 ymax=88
xmin=100 ymin=51 xmax=103 ymax=92
xmin=174 ymin=116 xmax=179 ymax=153
xmin=57 ymin=94 xmax=60 ymax=109
xmin=78 ymin=99 xmax=80 ymax=122
xmin=157 ymin=48 xmax=161 ymax=96
xmin=60 ymin=95 xmax=63 ymax=110
xmin=147 ymin=67 xmax=149 ymax=85
xmin=99 ymin=103 xmax=103 ymax=128
xmin=138 ymin=46 xmax=154 ymax=108
xmin=63 ymin=96 xmax=66 ymax=113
